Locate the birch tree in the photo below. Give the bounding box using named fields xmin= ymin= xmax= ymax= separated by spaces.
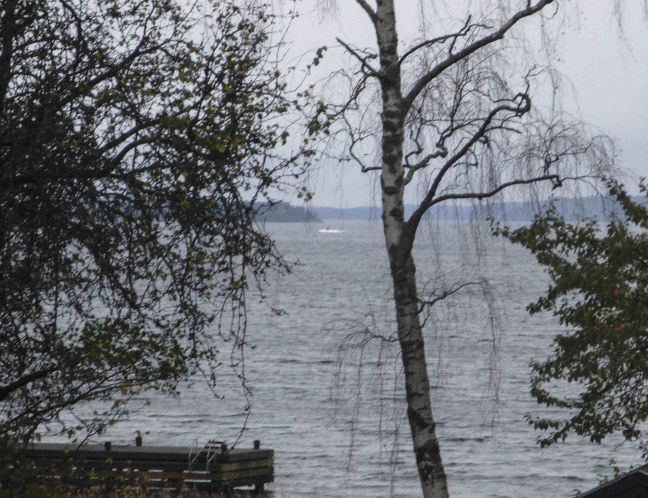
xmin=316 ymin=1 xmax=612 ymax=496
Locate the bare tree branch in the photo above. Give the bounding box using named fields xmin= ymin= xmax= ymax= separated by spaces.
xmin=354 ymin=0 xmax=378 ymax=25
xmin=403 ymin=148 xmax=448 ymax=185
xmin=0 ymin=367 xmax=57 ymax=402
xmin=418 ymin=280 xmax=486 ymax=311
xmin=403 ymin=0 xmax=555 ymax=112
xmin=427 ymin=174 xmax=561 ymax=206
xmin=398 ymin=15 xmax=490 ymax=67
xmin=407 ymin=93 xmax=532 ymax=232
xmin=336 ymin=37 xmax=380 ymax=77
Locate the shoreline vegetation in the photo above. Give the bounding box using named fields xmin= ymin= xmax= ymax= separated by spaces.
xmin=255 ymin=202 xmax=321 ymax=223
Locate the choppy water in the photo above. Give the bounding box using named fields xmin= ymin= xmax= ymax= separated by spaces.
xmin=67 ymin=220 xmax=639 ymax=497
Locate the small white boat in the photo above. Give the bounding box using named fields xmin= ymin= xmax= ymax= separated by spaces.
xmin=318 ymin=227 xmax=345 ymax=234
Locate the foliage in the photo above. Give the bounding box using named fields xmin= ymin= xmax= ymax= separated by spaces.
xmin=495 ymin=180 xmax=648 ymax=448
xmin=0 ymin=0 xmax=310 ymax=439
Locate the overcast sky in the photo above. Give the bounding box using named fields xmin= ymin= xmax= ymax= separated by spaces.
xmin=279 ymin=1 xmax=648 ymax=207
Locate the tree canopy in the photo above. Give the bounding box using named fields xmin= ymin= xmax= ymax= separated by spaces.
xmin=496 ymin=181 xmax=648 ymax=450
xmin=0 ymin=0 xmax=310 ymax=438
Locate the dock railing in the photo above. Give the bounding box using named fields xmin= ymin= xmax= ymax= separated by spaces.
xmin=1 ymin=437 xmax=273 ymax=494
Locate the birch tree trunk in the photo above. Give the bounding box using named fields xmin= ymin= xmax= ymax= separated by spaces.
xmin=375 ymin=2 xmax=449 ymax=496
xmin=330 ymin=1 xmax=606 ymax=496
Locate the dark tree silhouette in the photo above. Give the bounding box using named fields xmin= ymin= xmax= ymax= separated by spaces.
xmin=0 ymin=0 xmax=311 ymax=439
xmin=497 ymin=181 xmax=648 ymax=450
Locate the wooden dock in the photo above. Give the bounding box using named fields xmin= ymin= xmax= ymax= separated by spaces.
xmin=3 ymin=438 xmax=273 ymax=494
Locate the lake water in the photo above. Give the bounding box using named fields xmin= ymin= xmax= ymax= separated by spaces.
xmin=78 ymin=220 xmax=639 ymax=497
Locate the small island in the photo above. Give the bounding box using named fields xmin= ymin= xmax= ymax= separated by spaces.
xmin=255 ymin=201 xmax=321 ymax=223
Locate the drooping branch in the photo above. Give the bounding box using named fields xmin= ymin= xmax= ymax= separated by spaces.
xmin=407 ymin=93 xmax=532 ymax=233
xmin=403 ymin=0 xmax=555 ymax=112
xmin=399 ymin=16 xmax=490 ymax=67
xmin=427 ymin=174 xmax=561 ymax=206
xmin=418 ymin=280 xmax=486 ymax=312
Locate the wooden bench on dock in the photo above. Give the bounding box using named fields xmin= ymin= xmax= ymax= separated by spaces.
xmin=3 ymin=438 xmax=273 ymax=494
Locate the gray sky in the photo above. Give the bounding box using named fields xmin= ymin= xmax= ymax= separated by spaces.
xmin=280 ymin=1 xmax=648 ymax=207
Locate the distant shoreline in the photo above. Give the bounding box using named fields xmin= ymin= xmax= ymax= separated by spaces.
xmin=297 ymin=195 xmax=646 ymax=222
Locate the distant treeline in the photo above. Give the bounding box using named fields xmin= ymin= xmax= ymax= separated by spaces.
xmin=254 ymin=201 xmax=321 ymax=222
xmin=257 ymin=195 xmax=646 ymax=223
xmin=310 ymin=195 xmax=646 ymax=222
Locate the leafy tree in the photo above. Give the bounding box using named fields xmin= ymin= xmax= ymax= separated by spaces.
xmin=0 ymin=0 xmax=310 ymax=439
xmin=495 ymin=180 xmax=648 ymax=450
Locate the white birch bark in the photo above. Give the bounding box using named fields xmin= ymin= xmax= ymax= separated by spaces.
xmin=374 ymin=1 xmax=449 ymax=497
xmin=339 ymin=1 xmax=566 ymax=496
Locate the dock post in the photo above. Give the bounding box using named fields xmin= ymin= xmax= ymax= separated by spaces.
xmin=253 ymin=440 xmax=264 ymax=494
xmin=103 ymin=441 xmax=113 ymax=491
